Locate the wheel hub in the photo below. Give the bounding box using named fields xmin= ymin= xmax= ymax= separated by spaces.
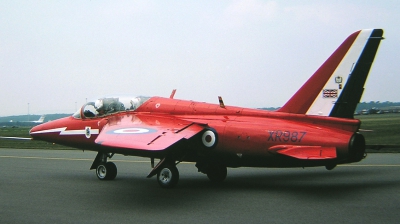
xmin=97 ymin=165 xmax=107 ymax=179
xmin=159 ymin=168 xmax=172 ymax=184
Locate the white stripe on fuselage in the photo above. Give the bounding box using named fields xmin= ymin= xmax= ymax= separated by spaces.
xmin=30 ymin=127 xmax=99 ymax=135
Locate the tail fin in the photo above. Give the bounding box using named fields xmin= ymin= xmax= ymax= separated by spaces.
xmin=277 ymin=29 xmax=384 ymax=118
xmin=37 ymin=115 xmax=45 ymax=123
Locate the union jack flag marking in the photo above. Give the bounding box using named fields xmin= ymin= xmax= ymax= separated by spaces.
xmin=323 ymin=89 xmax=338 ymax=98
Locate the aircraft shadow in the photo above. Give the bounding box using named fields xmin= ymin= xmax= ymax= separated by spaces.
xmin=67 ymin=167 xmax=399 ymax=210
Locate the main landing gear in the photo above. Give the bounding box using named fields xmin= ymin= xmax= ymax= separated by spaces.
xmin=196 ymin=160 xmax=227 ymax=183
xmin=91 ymin=152 xmax=117 ymax=180
xmin=90 ymin=152 xmax=227 ymax=188
xmin=147 ymin=158 xmax=180 ymax=188
xmin=150 ymin=159 xmax=228 ymax=188
xmin=156 ymin=164 xmax=179 ymax=188
xmin=325 ymin=164 xmax=337 ymax=171
xmin=206 ymin=163 xmax=227 ymax=182
xmin=90 ymin=152 xmax=181 ymax=188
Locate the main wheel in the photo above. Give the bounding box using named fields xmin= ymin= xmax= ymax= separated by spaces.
xmin=157 ymin=165 xmax=179 ymax=188
xmin=325 ymin=164 xmax=337 ymax=171
xmin=207 ymin=163 xmax=227 ymax=182
xmin=96 ymin=162 xmax=117 ymax=180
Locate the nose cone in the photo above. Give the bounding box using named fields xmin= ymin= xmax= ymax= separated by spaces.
xmin=29 ymin=123 xmax=47 ymax=139
xmin=29 ymin=123 xmax=43 ymax=135
xmin=29 ymin=117 xmax=70 ymax=141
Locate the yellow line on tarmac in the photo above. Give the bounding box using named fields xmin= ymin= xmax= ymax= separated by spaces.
xmin=339 ymin=164 xmax=400 ymax=167
xmin=0 ymin=155 xmax=147 ymax=163
xmin=0 ymin=155 xmax=193 ymax=164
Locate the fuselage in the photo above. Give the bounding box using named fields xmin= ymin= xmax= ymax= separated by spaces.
xmin=30 ymin=96 xmax=364 ymax=168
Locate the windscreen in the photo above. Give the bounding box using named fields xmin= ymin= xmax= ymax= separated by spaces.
xmin=73 ymin=96 xmax=150 ymax=119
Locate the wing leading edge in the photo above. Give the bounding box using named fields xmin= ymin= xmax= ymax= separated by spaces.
xmin=95 ymin=114 xmax=205 ymax=150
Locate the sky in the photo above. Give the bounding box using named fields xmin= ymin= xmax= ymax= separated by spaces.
xmin=1 ymin=0 xmax=399 ymax=116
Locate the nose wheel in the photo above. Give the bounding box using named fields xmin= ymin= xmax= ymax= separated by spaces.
xmin=91 ymin=152 xmax=118 ymax=180
xmin=96 ymin=162 xmax=117 ymax=180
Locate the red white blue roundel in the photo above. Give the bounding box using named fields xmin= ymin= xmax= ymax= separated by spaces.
xmin=201 ymin=128 xmax=218 ymax=148
xmin=108 ymin=128 xmax=157 ymax=134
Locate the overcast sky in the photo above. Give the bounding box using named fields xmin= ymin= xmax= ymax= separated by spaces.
xmin=1 ymin=0 xmax=399 ymax=116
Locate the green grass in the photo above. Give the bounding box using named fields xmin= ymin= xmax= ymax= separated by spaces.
xmin=0 ymin=127 xmax=74 ymax=150
xmin=1 ymin=113 xmax=400 ymax=149
xmin=356 ymin=113 xmax=400 ymax=145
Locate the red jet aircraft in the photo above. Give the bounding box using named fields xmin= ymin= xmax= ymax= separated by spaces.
xmin=30 ymin=29 xmax=384 ymax=188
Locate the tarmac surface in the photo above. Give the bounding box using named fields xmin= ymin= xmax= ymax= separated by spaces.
xmin=1 ymin=148 xmax=399 ymax=224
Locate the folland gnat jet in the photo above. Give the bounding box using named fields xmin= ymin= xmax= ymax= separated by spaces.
xmin=29 ymin=29 xmax=384 ymax=188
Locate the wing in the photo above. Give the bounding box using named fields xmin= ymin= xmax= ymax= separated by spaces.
xmin=269 ymin=145 xmax=337 ymax=160
xmin=95 ymin=114 xmax=205 ymax=150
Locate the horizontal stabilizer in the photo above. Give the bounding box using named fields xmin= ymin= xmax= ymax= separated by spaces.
xmin=269 ymin=145 xmax=337 ymax=160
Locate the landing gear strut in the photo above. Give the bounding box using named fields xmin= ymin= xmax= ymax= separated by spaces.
xmin=91 ymin=152 xmax=117 ymax=180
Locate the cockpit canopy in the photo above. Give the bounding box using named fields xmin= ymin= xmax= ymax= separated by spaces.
xmin=73 ymin=96 xmax=150 ymax=119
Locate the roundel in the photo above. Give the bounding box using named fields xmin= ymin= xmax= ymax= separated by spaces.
xmin=109 ymin=128 xmax=156 ymax=134
xmin=201 ymin=128 xmax=218 ymax=148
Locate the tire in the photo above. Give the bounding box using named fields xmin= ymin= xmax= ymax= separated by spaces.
xmin=157 ymin=165 xmax=179 ymax=188
xmin=207 ymin=164 xmax=227 ymax=182
xmin=325 ymin=164 xmax=337 ymax=171
xmin=105 ymin=162 xmax=117 ymax=180
xmin=96 ymin=162 xmax=117 ymax=180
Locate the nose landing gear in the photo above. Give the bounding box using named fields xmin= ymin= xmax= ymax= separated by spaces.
xmin=91 ymin=152 xmax=117 ymax=180
xmin=96 ymin=162 xmax=117 ymax=180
